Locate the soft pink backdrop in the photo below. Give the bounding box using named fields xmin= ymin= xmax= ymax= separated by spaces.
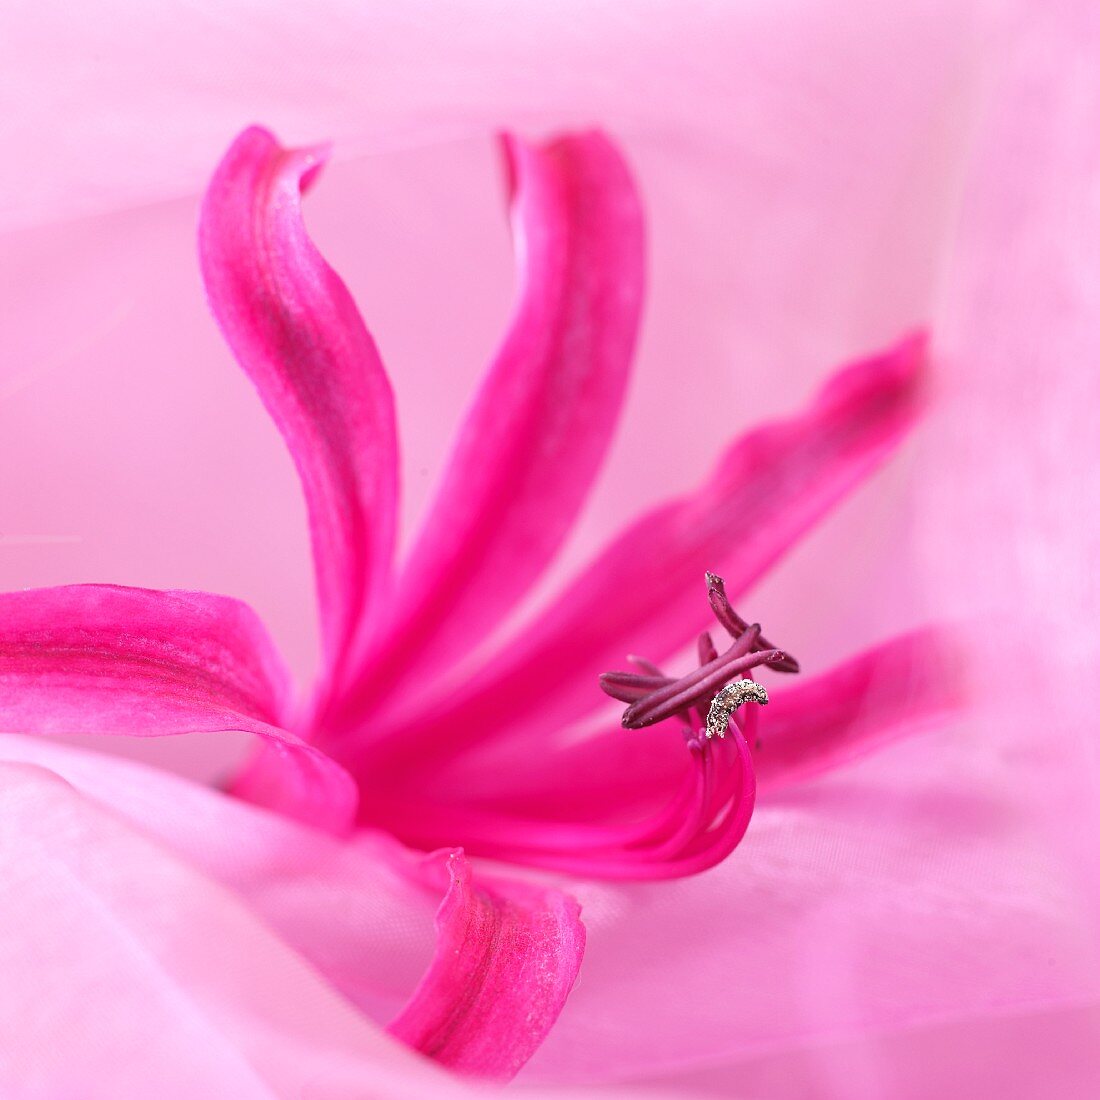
xmin=1 ymin=0 xmax=1098 ymax=1095
xmin=0 ymin=0 xmax=977 ymax=778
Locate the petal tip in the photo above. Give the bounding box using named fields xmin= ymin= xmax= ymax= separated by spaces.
xmin=496 ymin=130 xmax=524 ymax=202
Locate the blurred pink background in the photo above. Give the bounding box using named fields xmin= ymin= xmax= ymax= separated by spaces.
xmin=0 ymin=0 xmax=977 ymax=778
xmin=2 ymin=0 xmax=1099 ymax=1093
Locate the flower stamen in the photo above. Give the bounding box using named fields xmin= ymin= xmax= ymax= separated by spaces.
xmin=706 ymin=571 xmax=799 ymax=673
xmin=620 ymin=644 xmax=782 ymax=728
xmin=599 ymin=571 xmax=796 ymax=734
xmin=705 ymin=679 xmax=769 ymax=740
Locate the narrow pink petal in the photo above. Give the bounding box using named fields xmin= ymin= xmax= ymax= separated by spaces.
xmin=330 ymin=130 xmax=644 ymax=727
xmin=345 ymin=334 xmax=926 ymax=773
xmin=435 ymin=631 xmax=956 ymax=816
xmin=388 ymin=850 xmax=585 ymax=1080
xmin=753 ymin=628 xmax=964 ymax=791
xmin=0 ymin=761 xmax=472 ymax=1099
xmin=372 ymin=731 xmax=755 ymax=882
xmin=0 ymin=584 xmax=355 ymax=830
xmin=199 ymin=125 xmax=399 ymax=681
xmin=366 ymin=631 xmax=956 ymax=880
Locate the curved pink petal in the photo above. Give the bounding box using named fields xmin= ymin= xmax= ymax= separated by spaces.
xmin=343 ymin=333 xmax=926 ymax=776
xmin=474 ymin=632 xmax=950 ymax=814
xmin=754 ymin=628 xmax=964 ymax=791
xmin=0 ymin=734 xmax=583 ymax=1082
xmin=373 ymin=727 xmax=756 ymax=882
xmin=388 ymin=850 xmax=585 ymax=1080
xmin=331 ymin=130 xmax=644 ymax=728
xmin=366 ymin=631 xmax=953 ymax=880
xmin=199 ymin=125 xmax=399 ymax=682
xmin=0 ymin=761 xmax=473 ymax=1100
xmin=0 ymin=584 xmax=356 ymax=830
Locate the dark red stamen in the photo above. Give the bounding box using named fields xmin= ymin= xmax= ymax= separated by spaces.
xmin=599 ymin=571 xmax=799 ymax=733
xmin=598 ymin=670 xmax=672 ymax=704
xmin=627 ymin=654 xmax=666 ymax=676
xmin=621 ymin=644 xmax=783 ymax=728
xmin=706 ymin=572 xmax=799 ymax=673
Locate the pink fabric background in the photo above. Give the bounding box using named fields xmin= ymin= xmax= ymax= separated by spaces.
xmin=1 ymin=0 xmax=1098 ymax=1094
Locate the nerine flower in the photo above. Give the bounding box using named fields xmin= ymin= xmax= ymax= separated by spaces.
xmin=0 ymin=125 xmax=955 ymax=1081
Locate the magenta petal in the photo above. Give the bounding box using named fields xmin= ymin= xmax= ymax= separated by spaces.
xmin=387 ymin=850 xmax=584 ymax=1081
xmin=425 ymin=631 xmax=958 ymax=837
xmin=367 ymin=628 xmax=959 ymax=881
xmin=374 ymin=731 xmax=757 ymax=882
xmin=199 ymin=125 xmax=399 ymax=681
xmin=333 ymin=130 xmax=644 ymax=726
xmin=0 ymin=584 xmax=356 ymax=830
xmin=354 ymin=333 xmax=926 ymax=771
xmin=755 ymin=628 xmax=964 ymax=791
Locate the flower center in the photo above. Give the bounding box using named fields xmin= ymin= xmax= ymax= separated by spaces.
xmin=599 ymin=570 xmax=798 ymax=742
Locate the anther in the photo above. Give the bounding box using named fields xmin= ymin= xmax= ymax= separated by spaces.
xmin=705 ymin=679 xmax=769 ymax=740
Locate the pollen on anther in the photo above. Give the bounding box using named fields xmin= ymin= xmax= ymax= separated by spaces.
xmin=705 ymin=679 xmax=769 ymax=740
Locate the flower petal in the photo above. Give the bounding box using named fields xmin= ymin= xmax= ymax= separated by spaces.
xmin=0 ymin=734 xmax=583 ymax=1082
xmin=331 ymin=130 xmax=644 ymax=728
xmin=753 ymin=628 xmax=964 ymax=791
xmin=0 ymin=761 xmax=472 ymax=1100
xmin=199 ymin=125 xmax=399 ymax=681
xmin=388 ymin=850 xmax=585 ymax=1081
xmin=346 ymin=333 xmax=926 ymax=775
xmin=0 ymin=584 xmax=356 ymax=830
xmin=399 ymin=735 xmax=756 ymax=883
xmin=366 ymin=631 xmax=953 ymax=880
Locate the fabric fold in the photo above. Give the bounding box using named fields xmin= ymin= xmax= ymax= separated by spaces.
xmin=0 ymin=760 xmax=473 ymax=1100
xmin=0 ymin=734 xmax=584 ymax=1085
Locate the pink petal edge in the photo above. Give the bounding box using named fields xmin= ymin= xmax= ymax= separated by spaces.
xmin=388 ymin=849 xmax=585 ymax=1081
xmin=198 ymin=125 xmax=399 ymax=688
xmin=0 ymin=584 xmax=356 ymax=831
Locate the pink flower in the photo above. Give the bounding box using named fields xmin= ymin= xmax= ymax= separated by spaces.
xmin=0 ymin=122 xmax=954 ymax=1093
xmin=2 ymin=5 xmax=1098 ymax=1094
